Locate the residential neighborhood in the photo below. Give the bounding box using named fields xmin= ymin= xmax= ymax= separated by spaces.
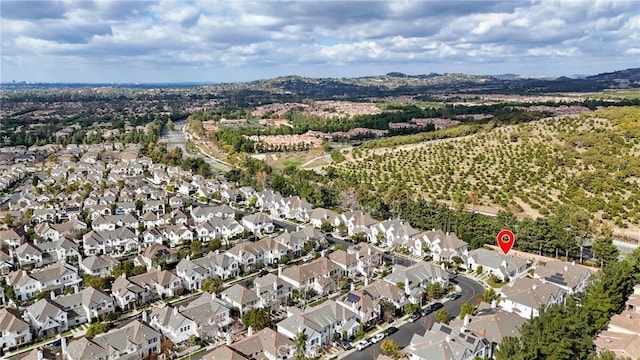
xmin=0 ymin=137 xmax=636 ymax=360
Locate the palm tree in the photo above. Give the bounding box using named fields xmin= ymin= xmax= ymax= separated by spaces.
xmin=294 ymin=331 xmax=308 ymax=360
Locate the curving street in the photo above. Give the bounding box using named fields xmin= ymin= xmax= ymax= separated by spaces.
xmin=342 ymin=275 xmax=484 ymax=360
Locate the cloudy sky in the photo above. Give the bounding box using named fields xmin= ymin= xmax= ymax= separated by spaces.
xmin=1 ymin=0 xmax=639 ymax=83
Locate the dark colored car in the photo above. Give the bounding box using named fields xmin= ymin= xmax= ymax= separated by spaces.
xmin=384 ymin=326 xmax=399 ymax=336
xmin=449 ymin=293 xmax=461 ymax=300
xmin=431 ymin=302 xmax=444 ymax=311
xmin=338 ymin=340 xmax=352 ymax=350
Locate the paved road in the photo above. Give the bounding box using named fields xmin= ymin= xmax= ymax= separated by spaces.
xmin=160 ymin=120 xmax=231 ymax=172
xmin=343 ymin=275 xmax=484 ymax=360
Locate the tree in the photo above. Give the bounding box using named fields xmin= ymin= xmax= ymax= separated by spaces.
xmin=481 ymin=288 xmax=500 ymax=304
xmin=202 ymin=277 xmax=223 ymax=294
xmin=592 ymin=236 xmax=618 ymax=267
xmin=294 ymin=331 xmax=308 ymax=360
xmin=459 ymin=303 xmax=476 ymax=319
xmin=190 ymin=241 xmax=203 ymax=258
xmin=426 ymin=282 xmax=446 ymax=300
xmin=4 ymin=285 xmax=15 ymax=301
xmin=495 ymin=336 xmax=524 ymax=360
xmin=241 ymin=307 xmax=272 ymax=331
xmin=207 ymin=238 xmax=222 ymax=252
xmin=434 ymin=308 xmax=451 ymax=324
xmin=380 ymin=300 xmax=397 ymax=323
xmin=3 ymin=212 xmax=13 ymax=227
xmin=320 ymin=221 xmax=334 ymax=233
xmin=85 ymin=322 xmax=109 ymax=338
xmin=475 ymin=265 xmax=483 ymax=275
xmin=380 ymin=338 xmax=402 ymax=360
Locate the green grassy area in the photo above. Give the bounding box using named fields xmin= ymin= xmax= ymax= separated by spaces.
xmin=283 ymin=160 xmax=302 ymax=168
xmin=587 ymin=88 xmax=640 ymax=100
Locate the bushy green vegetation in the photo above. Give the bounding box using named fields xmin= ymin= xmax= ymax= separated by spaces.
xmin=496 ymin=248 xmax=640 ymax=360
xmin=335 ymin=107 xmax=640 ymax=230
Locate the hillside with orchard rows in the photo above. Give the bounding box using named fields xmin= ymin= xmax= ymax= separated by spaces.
xmin=331 ymin=106 xmax=640 ymax=236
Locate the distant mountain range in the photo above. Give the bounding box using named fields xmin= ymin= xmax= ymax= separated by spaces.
xmin=3 ymin=68 xmax=638 ymax=98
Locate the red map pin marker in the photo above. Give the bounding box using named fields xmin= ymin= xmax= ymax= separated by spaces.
xmin=497 ymin=229 xmax=515 ymax=255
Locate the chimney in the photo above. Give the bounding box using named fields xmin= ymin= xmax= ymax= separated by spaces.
xmin=156 ymin=264 xmax=161 ymax=271
xmin=226 ymin=332 xmax=232 ymax=346
xmin=278 ymin=265 xmax=282 ymax=277
xmin=490 ymin=300 xmax=497 ymax=309
xmin=186 ymin=254 xmax=190 ymax=261
xmin=50 ymin=291 xmax=56 ymax=300
xmin=141 ymin=310 xmax=148 ymax=323
xmin=571 ymin=261 xmax=575 ymax=266
xmin=564 ymin=265 xmax=568 ymax=272
xmin=445 ymin=335 xmax=451 ymax=343
xmin=321 ymin=250 xmax=326 ymax=258
xmin=350 ymin=283 xmax=355 ymax=292
xmin=247 ymin=325 xmax=253 ymax=337
xmin=172 ymin=307 xmax=178 ymax=317
xmin=73 ymin=284 xmax=79 ymax=294
xmin=36 ymin=347 xmax=44 ymax=360
xmin=364 ymin=276 xmax=369 ymax=287
xmin=404 ymin=277 xmax=410 ymax=295
xmin=367 ymin=247 xmax=371 ymax=256
xmin=532 ymin=284 xmax=537 ymax=290
xmin=273 ymin=278 xmax=278 ymax=291
xmin=463 ymin=315 xmax=470 ymax=327
xmin=256 ymin=283 xmax=261 ymax=297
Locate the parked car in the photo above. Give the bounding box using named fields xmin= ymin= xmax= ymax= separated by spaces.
xmin=338 ymin=340 xmax=352 ymax=350
xmin=431 ymin=302 xmax=444 ymax=311
xmin=408 ymin=313 xmax=421 ymax=322
xmin=448 ymin=293 xmax=461 ymax=300
xmin=420 ymin=307 xmax=433 ymax=316
xmin=384 ymin=326 xmax=399 ymax=336
xmin=371 ymin=333 xmax=385 ymax=343
xmin=356 ymin=339 xmax=371 ymax=351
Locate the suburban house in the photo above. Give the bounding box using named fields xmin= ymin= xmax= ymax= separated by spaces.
xmin=384 ymin=261 xmax=449 ymax=304
xmin=227 ymin=327 xmax=295 ymax=360
xmin=0 ymin=308 xmax=32 ymax=350
xmin=195 ymin=218 xmax=245 ymax=242
xmin=347 ymin=243 xmax=383 ymax=278
xmin=279 ymin=256 xmax=340 ymax=295
xmin=252 ymin=236 xmax=288 ymax=265
xmin=277 ymin=300 xmax=358 ymax=357
xmin=253 ymin=273 xmax=292 ymax=310
xmin=82 ymin=227 xmax=138 ymax=256
xmin=466 ymin=248 xmax=529 ymax=281
xmin=404 ymin=322 xmax=492 ymax=360
xmin=24 ymin=297 xmax=70 ymax=338
xmin=53 ymin=287 xmax=115 ymax=326
xmin=329 ymin=250 xmax=358 ymax=278
xmin=532 ymin=260 xmax=594 ymax=294
xmin=336 ymin=287 xmax=382 ymax=326
xmin=80 ymin=254 xmax=121 ymax=278
xmin=242 ymin=213 xmax=275 ymax=235
xmin=422 ymin=230 xmax=469 ymax=262
xmin=449 ymin=302 xmax=527 ymax=355
xmin=8 ymin=262 xmax=82 ymax=301
xmin=14 ymin=242 xmax=45 ymax=268
xmin=593 ymin=284 xmax=640 ymax=359
xmin=220 ymin=284 xmax=260 ymax=316
xmin=63 ymin=320 xmax=161 ymax=360
xmin=111 ymin=269 xmax=182 ymax=310
xmin=499 ymin=277 xmax=568 ymax=319
xmin=309 ymin=207 xmax=339 ymax=229
xmin=135 ymin=243 xmax=178 ymax=271
xmin=176 ymin=292 xmax=234 ymax=342
xmin=338 ymin=211 xmax=379 ymax=236
xmin=278 ymin=196 xmax=312 ymax=221
xmin=360 ymin=279 xmax=408 ymax=310
xmin=147 ymin=305 xmax=198 ymax=344
xmin=368 ymin=219 xmax=420 ymax=248
xmin=191 ymin=205 xmax=236 ymax=224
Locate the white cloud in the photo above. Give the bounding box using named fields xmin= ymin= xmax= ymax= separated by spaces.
xmin=1 ymin=0 xmax=638 ymax=82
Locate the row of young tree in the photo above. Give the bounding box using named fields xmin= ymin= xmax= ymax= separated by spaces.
xmin=496 ymin=248 xmax=640 ymax=360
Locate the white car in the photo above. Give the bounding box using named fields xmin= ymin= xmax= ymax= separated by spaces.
xmin=371 ymin=333 xmax=385 ymax=343
xmin=356 ymin=339 xmax=371 ymax=351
